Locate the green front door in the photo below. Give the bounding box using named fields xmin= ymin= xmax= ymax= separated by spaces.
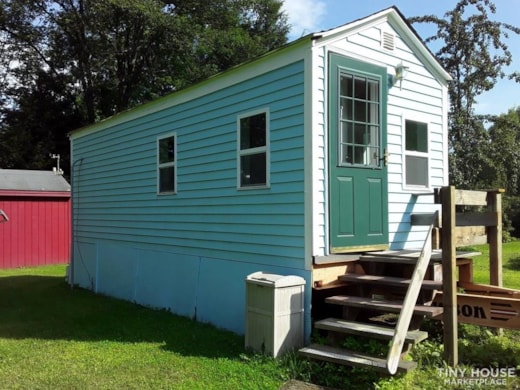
xmin=329 ymin=54 xmax=388 ymax=253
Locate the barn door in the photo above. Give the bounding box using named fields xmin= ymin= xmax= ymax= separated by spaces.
xmin=329 ymin=54 xmax=389 ymax=253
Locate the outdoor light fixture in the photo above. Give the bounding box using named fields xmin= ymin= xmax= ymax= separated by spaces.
xmin=392 ymin=62 xmax=409 ymax=89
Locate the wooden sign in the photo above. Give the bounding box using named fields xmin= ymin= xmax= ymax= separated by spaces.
xmin=433 ymin=284 xmax=520 ymax=330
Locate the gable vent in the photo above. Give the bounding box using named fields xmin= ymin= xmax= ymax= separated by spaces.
xmin=382 ymin=31 xmax=395 ymax=51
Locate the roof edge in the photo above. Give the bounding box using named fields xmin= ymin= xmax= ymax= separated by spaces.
xmin=0 ymin=190 xmax=71 ymax=198
xmin=69 ymin=35 xmax=312 ymax=140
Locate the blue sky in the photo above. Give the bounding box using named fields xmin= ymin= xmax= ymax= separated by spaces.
xmin=281 ymin=0 xmax=520 ymax=116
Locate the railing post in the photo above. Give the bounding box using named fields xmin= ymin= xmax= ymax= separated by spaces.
xmin=441 ymin=186 xmax=458 ymax=366
xmin=488 ymin=190 xmax=504 ymax=287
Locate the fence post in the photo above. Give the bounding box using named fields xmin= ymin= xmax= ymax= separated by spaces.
xmin=441 ymin=186 xmax=458 ymax=366
xmin=488 ymin=190 xmax=503 ymax=287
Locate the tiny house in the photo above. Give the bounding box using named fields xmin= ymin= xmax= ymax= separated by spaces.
xmin=69 ymin=7 xmax=451 ymax=338
xmin=0 ymin=169 xmax=71 ymax=268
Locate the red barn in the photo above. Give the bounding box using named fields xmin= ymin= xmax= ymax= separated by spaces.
xmin=0 ymin=169 xmax=71 ymax=268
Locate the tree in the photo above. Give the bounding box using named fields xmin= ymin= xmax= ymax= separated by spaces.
xmin=0 ymin=71 xmax=83 ymax=171
xmin=173 ymin=0 xmax=288 ymax=77
xmin=481 ymin=108 xmax=520 ymax=194
xmin=0 ymin=0 xmax=289 ymax=171
xmin=409 ymin=0 xmax=520 ymax=188
xmin=480 ymin=108 xmax=520 ymax=238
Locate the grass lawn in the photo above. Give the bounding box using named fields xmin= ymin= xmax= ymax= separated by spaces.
xmin=471 ymin=240 xmax=520 ymax=289
xmin=0 ymin=265 xmax=286 ymax=389
xmin=1 ymin=241 xmax=519 ymax=389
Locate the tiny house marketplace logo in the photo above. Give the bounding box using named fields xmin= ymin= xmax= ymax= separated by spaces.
xmin=438 ymin=367 xmax=517 ymax=386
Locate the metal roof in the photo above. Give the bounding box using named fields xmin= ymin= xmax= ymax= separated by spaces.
xmin=0 ymin=169 xmax=70 ymax=192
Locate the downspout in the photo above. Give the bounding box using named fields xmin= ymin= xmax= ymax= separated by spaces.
xmin=69 ymin=156 xmax=83 ymax=288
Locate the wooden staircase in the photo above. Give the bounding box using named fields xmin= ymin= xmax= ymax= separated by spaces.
xmin=301 ymin=226 xmax=441 ymax=374
xmin=300 ymin=251 xmax=479 ymax=374
xmin=300 ymin=293 xmax=440 ymax=372
xmin=301 ymin=187 xmax=514 ymax=373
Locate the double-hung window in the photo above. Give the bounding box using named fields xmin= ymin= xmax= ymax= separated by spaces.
xmin=237 ymin=110 xmax=269 ymax=189
xmin=404 ymin=120 xmax=429 ymax=188
xmin=157 ymin=133 xmax=176 ymax=194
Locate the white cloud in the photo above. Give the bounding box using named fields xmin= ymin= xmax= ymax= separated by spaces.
xmin=282 ymin=0 xmax=327 ymax=40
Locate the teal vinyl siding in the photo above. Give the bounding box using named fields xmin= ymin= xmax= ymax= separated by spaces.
xmin=72 ymin=60 xmax=306 ymax=269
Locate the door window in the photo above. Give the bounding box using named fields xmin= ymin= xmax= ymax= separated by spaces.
xmin=339 ymin=74 xmax=381 ymax=168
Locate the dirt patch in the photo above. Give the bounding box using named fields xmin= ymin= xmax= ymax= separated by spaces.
xmin=280 ymin=380 xmax=336 ymax=390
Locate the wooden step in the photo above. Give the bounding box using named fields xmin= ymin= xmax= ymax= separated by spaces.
xmin=315 ymin=318 xmax=428 ymax=344
xmin=339 ymin=274 xmax=442 ymax=290
xmin=325 ymin=295 xmax=443 ymax=317
xmin=299 ymin=344 xmax=417 ymax=373
xmin=313 ymin=280 xmax=349 ymax=291
xmin=359 ymin=249 xmax=480 ymax=265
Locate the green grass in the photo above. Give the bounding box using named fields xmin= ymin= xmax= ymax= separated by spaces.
xmin=470 ymin=240 xmax=520 ymax=289
xmin=2 ymin=241 xmax=520 ymax=389
xmin=0 ymin=265 xmax=286 ymax=389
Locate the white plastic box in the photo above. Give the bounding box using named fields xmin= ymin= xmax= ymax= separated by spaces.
xmin=245 ymin=272 xmax=305 ymax=357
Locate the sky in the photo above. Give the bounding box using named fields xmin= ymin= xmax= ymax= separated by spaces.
xmin=281 ymin=0 xmax=520 ymax=116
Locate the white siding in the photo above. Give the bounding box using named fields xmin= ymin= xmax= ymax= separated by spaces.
xmin=311 ymin=18 xmax=448 ymax=253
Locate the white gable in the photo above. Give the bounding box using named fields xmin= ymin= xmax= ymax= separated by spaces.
xmin=308 ymin=7 xmax=450 ymax=255
xmin=312 ymin=7 xmax=450 ymax=85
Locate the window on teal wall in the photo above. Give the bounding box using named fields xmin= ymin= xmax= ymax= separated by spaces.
xmin=405 ymin=119 xmax=429 ymax=187
xmin=237 ymin=110 xmax=269 ymax=189
xmin=157 ymin=133 xmax=176 ymax=194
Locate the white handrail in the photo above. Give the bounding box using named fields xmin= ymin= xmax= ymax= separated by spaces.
xmin=386 ymin=224 xmax=433 ymax=374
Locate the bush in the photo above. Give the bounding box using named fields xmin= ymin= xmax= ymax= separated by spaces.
xmin=458 ymin=325 xmax=520 ymax=367
xmin=503 ymin=195 xmax=520 ymax=240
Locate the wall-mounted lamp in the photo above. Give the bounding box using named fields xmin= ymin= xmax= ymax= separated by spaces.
xmin=391 ymin=62 xmax=409 ymax=89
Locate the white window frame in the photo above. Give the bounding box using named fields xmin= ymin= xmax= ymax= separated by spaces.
xmin=157 ymin=132 xmax=177 ymax=195
xmin=237 ymin=108 xmax=270 ymax=190
xmin=403 ymin=117 xmax=430 ymax=190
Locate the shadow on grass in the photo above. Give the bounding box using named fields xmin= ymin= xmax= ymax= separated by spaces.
xmin=505 ymin=256 xmax=520 ymax=271
xmin=0 ymin=275 xmax=244 ymax=359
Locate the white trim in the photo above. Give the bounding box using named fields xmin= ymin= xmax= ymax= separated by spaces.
xmin=236 ymin=108 xmax=270 ymax=190
xmin=402 ymin=117 xmax=430 ymax=191
xmin=322 ymin=47 xmax=331 ymax=256
xmin=157 ymin=132 xmax=177 ymax=195
xmin=441 ymin=84 xmax=450 ymax=186
xmin=303 ymin=43 xmax=315 ymax=269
